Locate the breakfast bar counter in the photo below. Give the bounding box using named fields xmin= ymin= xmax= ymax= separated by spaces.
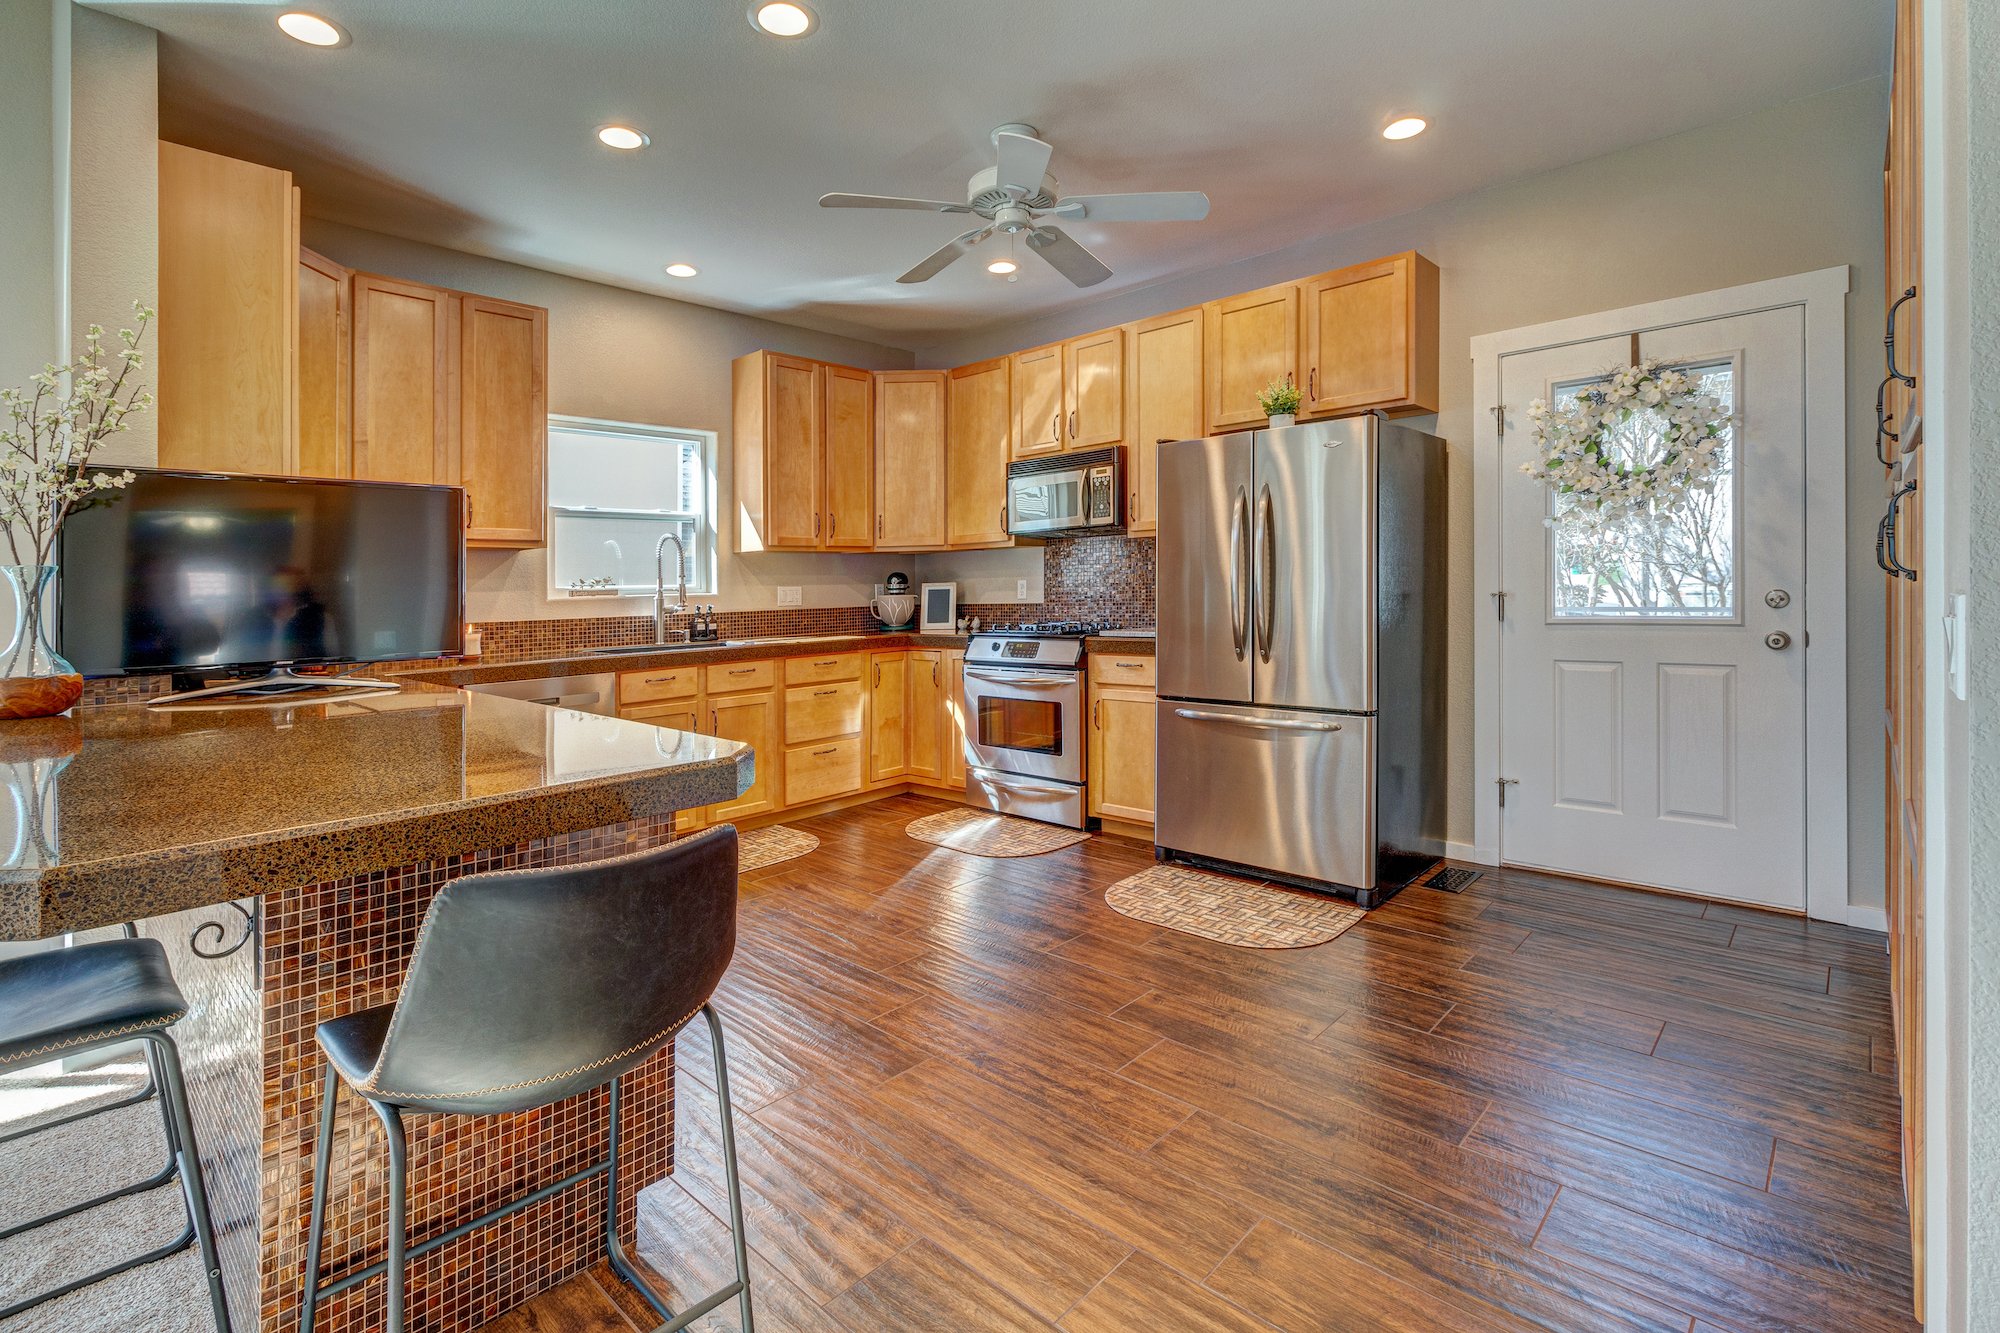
xmin=0 ymin=684 xmax=752 ymax=1332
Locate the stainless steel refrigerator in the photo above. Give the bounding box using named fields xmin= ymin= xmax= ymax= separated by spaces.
xmin=1155 ymin=416 xmax=1446 ymax=907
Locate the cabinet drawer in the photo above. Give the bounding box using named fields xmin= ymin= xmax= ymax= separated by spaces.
xmin=707 ymin=660 xmax=777 ymax=694
xmin=785 ymin=736 xmax=862 ymax=806
xmin=785 ymin=679 xmax=864 ymax=743
xmin=1089 ymin=654 xmax=1157 ymax=688
xmin=619 ymin=665 xmax=701 ymax=704
xmin=784 ymin=652 xmax=863 ymax=685
xmin=619 ymin=701 xmax=700 ymax=731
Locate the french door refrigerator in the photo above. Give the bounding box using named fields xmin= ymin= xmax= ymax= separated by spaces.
xmin=1155 ymin=417 xmax=1446 ymax=907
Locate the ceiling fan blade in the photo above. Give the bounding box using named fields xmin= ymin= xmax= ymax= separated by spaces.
xmin=1048 ymin=191 xmax=1210 ymax=223
xmin=1026 ymin=226 xmax=1112 ymax=288
xmin=897 ymin=226 xmax=995 ymax=284
xmin=820 ymin=192 xmax=973 ymax=213
xmin=994 ymin=131 xmax=1054 ymax=197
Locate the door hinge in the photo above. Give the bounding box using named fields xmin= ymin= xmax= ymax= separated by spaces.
xmin=1491 ymin=591 xmax=1508 ymax=622
xmin=1496 ymin=777 xmax=1519 ymax=807
xmin=1491 ymin=405 xmax=1506 ymax=439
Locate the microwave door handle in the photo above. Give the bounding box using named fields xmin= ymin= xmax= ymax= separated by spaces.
xmin=1254 ymin=484 xmax=1275 ymax=662
xmin=1229 ymin=485 xmax=1249 ymax=660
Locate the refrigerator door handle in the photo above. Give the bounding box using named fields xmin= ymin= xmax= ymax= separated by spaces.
xmin=1229 ymin=485 xmax=1250 ymax=660
xmin=1254 ymin=484 xmax=1276 ymax=662
xmin=1171 ymin=708 xmax=1342 ymax=734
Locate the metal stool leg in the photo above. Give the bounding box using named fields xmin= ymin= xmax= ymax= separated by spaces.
xmin=372 ymin=1099 xmax=409 ymax=1333
xmin=705 ymin=1005 xmax=757 ymax=1333
xmin=144 ymin=1030 xmax=234 ymax=1333
xmin=299 ymin=1062 xmax=340 ymax=1333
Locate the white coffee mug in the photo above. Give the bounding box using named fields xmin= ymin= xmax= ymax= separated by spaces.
xmin=870 ymin=593 xmax=916 ymax=626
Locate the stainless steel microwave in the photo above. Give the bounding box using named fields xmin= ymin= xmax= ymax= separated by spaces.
xmin=1005 ymin=446 xmax=1124 ymax=538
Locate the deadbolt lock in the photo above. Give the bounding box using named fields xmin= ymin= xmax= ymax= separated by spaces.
xmin=1764 ymin=589 xmax=1791 ymax=609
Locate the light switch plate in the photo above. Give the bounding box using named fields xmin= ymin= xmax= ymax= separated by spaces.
xmin=776 ymin=586 xmax=802 ymax=607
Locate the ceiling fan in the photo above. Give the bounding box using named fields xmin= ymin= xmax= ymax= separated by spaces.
xmin=819 ymin=124 xmax=1210 ymax=288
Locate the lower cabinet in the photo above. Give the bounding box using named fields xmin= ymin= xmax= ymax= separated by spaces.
xmin=708 ymin=688 xmax=780 ymax=824
xmin=1088 ymin=654 xmax=1157 ymax=826
xmin=785 ymin=660 xmax=865 ymax=806
xmin=908 ymin=650 xmax=946 ymax=782
xmin=945 ymin=651 xmax=968 ymax=785
xmin=868 ymin=652 xmax=909 ymax=783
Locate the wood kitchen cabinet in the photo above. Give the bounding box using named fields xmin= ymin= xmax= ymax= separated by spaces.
xmin=458 ymin=294 xmax=547 ymax=547
xmin=907 ymin=650 xmax=947 ymax=782
xmin=822 ymin=363 xmax=875 ymax=550
xmin=868 ymin=651 xmax=909 ymax=783
xmin=875 ymin=370 xmax=949 ymax=550
xmin=944 ymin=650 xmax=968 ymax=785
xmin=1124 ymin=307 xmax=1204 ymax=535
xmin=733 ymin=350 xmax=823 ymax=551
xmin=296 ymin=247 xmax=351 ymax=479
xmin=352 ymin=272 xmax=456 ymax=486
xmin=707 ymin=686 xmax=781 ymax=824
xmin=1204 ymin=281 xmax=1299 ymax=435
xmin=157 ymin=142 xmax=299 ymax=475
xmin=1063 ymin=327 xmax=1125 ymax=449
xmin=1089 ymin=654 xmax=1158 ymax=826
xmin=1011 ymin=342 xmax=1065 ymax=457
xmin=947 ymin=357 xmax=1013 ymax=547
xmin=1299 ymin=252 xmax=1439 ymax=417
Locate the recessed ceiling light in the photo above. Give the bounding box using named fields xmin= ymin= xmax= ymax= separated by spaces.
xmin=277 ymin=12 xmax=348 ymax=47
xmin=664 ymin=263 xmax=699 ymax=278
xmin=1382 ymin=116 xmax=1428 ymax=141
xmin=749 ymin=1 xmax=819 ymax=37
xmin=986 ymin=259 xmax=1018 ymax=275
xmin=596 ymin=125 xmax=650 ymax=151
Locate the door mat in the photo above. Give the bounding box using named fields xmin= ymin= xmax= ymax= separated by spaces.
xmin=1105 ymin=864 xmax=1365 ymax=949
xmin=1414 ymin=864 xmax=1483 ymax=894
xmin=738 ymin=825 xmax=820 ymax=871
xmin=905 ymin=808 xmax=1091 ymax=857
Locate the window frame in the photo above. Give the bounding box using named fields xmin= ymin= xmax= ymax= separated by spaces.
xmin=543 ymin=413 xmax=719 ymax=600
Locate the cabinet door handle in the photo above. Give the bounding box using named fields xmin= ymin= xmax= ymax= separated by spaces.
xmin=813 ymin=746 xmax=837 ymax=757
xmin=710 ymin=711 xmax=717 ymax=731
xmin=1069 ymin=409 xmax=1078 ymax=438
xmin=829 ymin=513 xmax=836 ymax=538
xmin=815 ymin=513 xmax=820 ymax=537
xmin=814 ymin=688 xmax=838 ymax=697
xmin=815 ymin=659 xmax=839 ymax=666
xmin=932 ymin=661 xmax=939 ymax=685
xmin=877 ymin=514 xmax=883 ymax=539
xmin=728 ymin=667 xmax=756 ymax=676
xmin=1093 ymin=698 xmax=1101 ymax=730
xmin=1051 ymin=411 xmax=1060 ymax=443
xmin=1308 ymin=367 xmax=1316 ymax=401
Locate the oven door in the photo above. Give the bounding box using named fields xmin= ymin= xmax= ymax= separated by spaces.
xmin=962 ymin=666 xmax=1083 ymax=784
xmin=1006 ymin=468 xmax=1090 ymax=537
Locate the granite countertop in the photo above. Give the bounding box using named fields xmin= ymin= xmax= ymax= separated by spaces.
xmin=392 ymin=631 xmax=974 ymax=688
xmin=0 ymin=683 xmax=753 ymax=940
xmin=1085 ymin=633 xmax=1156 ymax=655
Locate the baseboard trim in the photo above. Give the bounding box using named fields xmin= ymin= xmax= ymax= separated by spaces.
xmin=1446 ymin=841 xmax=1499 ymax=866
xmin=1096 ymin=816 xmax=1154 ymax=843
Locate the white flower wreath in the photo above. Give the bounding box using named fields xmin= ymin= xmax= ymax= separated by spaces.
xmin=1520 ymin=359 xmax=1733 ymax=529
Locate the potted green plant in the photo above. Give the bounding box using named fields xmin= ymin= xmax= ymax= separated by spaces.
xmin=0 ymin=304 xmax=150 ymax=718
xmin=1258 ymin=376 xmax=1302 ymax=428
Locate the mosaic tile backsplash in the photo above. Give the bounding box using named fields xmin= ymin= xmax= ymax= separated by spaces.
xmin=964 ymin=535 xmax=1157 ymax=629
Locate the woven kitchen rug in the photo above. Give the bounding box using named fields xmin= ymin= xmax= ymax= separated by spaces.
xmin=1105 ymin=864 xmax=1365 ymax=949
xmin=692 ymin=823 xmax=819 ymax=871
xmin=905 ymin=807 xmax=1091 ymax=857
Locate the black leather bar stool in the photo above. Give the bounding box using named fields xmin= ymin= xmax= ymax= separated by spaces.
xmin=299 ymin=826 xmax=755 ymax=1333
xmin=0 ymin=935 xmax=234 ymax=1329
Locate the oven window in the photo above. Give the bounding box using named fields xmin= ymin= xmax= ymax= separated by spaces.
xmin=977 ymin=696 xmax=1064 ymax=755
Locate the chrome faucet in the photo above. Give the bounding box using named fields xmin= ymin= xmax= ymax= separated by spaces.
xmin=653 ymin=532 xmax=689 ymax=644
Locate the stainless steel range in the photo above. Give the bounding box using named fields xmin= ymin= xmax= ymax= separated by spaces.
xmin=961 ymin=621 xmax=1109 ymax=830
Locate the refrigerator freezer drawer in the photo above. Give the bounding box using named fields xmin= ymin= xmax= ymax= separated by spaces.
xmin=1155 ymin=700 xmax=1376 ymax=891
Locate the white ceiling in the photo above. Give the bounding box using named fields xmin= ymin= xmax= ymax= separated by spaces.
xmin=98 ymin=0 xmax=1890 ymax=348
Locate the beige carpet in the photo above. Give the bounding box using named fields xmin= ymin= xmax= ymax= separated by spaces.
xmin=0 ymin=1061 xmax=213 ymax=1333
xmin=905 ymin=808 xmax=1092 ymax=858
xmin=1105 ymin=864 xmax=1366 ymax=948
xmin=738 ymin=824 xmax=819 ymax=871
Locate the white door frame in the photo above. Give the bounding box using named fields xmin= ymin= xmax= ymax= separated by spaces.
xmin=1469 ymin=266 xmax=1853 ymax=924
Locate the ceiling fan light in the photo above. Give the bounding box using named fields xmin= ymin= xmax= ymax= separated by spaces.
xmin=1382 ymin=116 xmax=1428 ymax=140
xmin=749 ymin=1 xmax=818 ymax=37
xmin=277 ymin=12 xmax=348 ymax=47
xmin=596 ymin=125 xmax=650 ymax=150
xmin=664 ymin=263 xmax=699 ymax=278
xmin=986 ymin=259 xmax=1018 ymax=275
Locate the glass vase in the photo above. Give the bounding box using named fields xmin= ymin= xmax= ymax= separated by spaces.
xmin=0 ymin=566 xmax=83 ymax=719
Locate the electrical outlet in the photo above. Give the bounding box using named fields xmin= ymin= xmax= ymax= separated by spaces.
xmin=1016 ymin=578 xmax=1028 ymax=600
xmin=776 ymin=586 xmax=802 ymax=607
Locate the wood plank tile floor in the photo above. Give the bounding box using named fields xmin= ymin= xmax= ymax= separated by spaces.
xmin=481 ymin=794 xmax=1916 ymax=1333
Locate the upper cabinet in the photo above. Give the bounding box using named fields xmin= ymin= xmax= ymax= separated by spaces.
xmin=351 ymin=273 xmax=456 ymax=487
xmin=157 ymin=142 xmax=299 ymax=475
xmin=732 ymin=350 xmax=823 ymax=551
xmin=821 ymin=364 xmax=875 ymax=551
xmin=458 ymin=294 xmax=548 ymax=547
xmin=1011 ymin=342 xmax=1065 ymax=458
xmin=1125 ymin=307 xmax=1204 ymax=536
xmin=875 ymin=371 xmax=949 ymax=550
xmin=1204 ymin=282 xmax=1299 ymax=434
xmin=1299 ymin=252 xmax=1439 ymax=417
xmin=296 ymin=247 xmax=351 ymax=479
xmin=946 ymin=357 xmax=1012 ymax=547
xmin=1063 ymin=327 xmax=1125 ymax=449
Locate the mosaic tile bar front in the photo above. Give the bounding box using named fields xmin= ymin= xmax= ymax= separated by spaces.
xmin=151 ymin=814 xmax=680 ymax=1333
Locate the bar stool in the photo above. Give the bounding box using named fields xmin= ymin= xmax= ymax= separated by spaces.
xmin=0 ymin=935 xmax=234 ymax=1329
xmin=299 ymin=826 xmax=755 ymax=1333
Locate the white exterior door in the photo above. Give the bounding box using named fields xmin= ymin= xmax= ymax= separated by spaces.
xmin=1494 ymin=305 xmax=1810 ymax=908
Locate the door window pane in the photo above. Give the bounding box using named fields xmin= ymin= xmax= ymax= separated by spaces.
xmin=1549 ymin=362 xmax=1735 ymax=619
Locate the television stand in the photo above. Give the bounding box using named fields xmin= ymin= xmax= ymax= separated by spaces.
xmin=149 ymin=667 xmax=401 ymax=706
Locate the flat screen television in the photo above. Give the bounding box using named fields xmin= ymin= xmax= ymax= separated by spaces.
xmin=59 ymin=468 xmax=465 ymax=679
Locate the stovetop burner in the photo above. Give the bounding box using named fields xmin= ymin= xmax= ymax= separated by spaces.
xmin=988 ymin=620 xmax=1113 ymax=638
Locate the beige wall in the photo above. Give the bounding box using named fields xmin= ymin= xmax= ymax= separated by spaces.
xmin=301 ymin=220 xmax=917 ymax=624
xmin=913 ymin=77 xmax=1891 ymax=908
xmin=1 ymin=1 xmax=59 ymax=398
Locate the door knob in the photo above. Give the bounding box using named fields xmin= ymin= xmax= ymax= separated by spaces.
xmin=1765 ymin=630 xmax=1793 ymax=651
xmin=1764 ymin=589 xmax=1791 ymax=609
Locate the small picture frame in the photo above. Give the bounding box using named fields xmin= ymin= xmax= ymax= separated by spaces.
xmin=919 ymin=582 xmax=958 ymax=633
